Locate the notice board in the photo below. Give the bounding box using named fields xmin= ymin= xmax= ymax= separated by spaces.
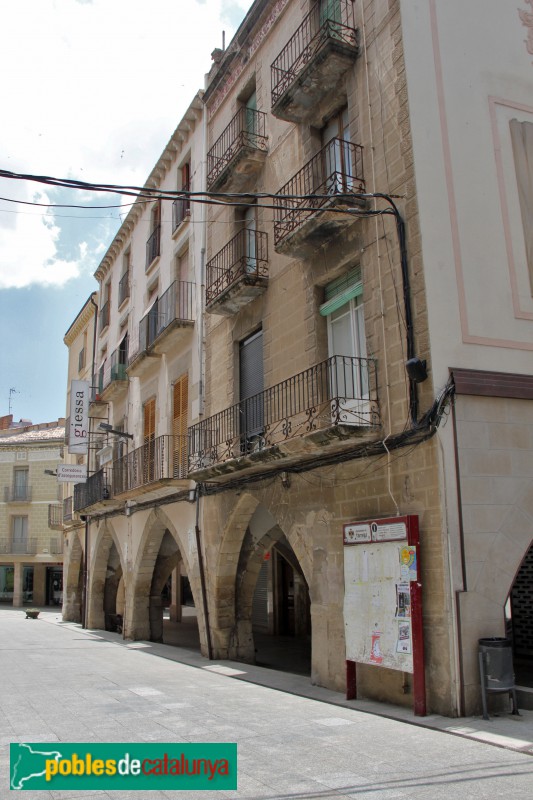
xmin=343 ymin=515 xmax=425 ymax=715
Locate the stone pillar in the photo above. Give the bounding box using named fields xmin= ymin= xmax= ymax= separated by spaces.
xmin=12 ymin=562 xmax=23 ymax=607
xmin=169 ymin=563 xmax=181 ymax=622
xmin=33 ymin=564 xmax=46 ymax=606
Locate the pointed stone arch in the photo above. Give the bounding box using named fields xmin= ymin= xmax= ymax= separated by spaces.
xmin=126 ymin=507 xmax=205 ymax=647
xmin=211 ymin=491 xmax=313 ymax=661
xmin=87 ymin=519 xmax=125 ymax=630
xmin=63 ymin=529 xmax=84 ymax=623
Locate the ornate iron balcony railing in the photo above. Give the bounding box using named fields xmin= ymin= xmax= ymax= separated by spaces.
xmin=48 ymin=503 xmax=63 ymax=529
xmin=206 ymin=229 xmax=268 ymax=305
xmin=207 ymin=107 xmax=268 ymax=189
xmin=146 ymin=224 xmax=161 ymax=270
xmin=0 ymin=538 xmax=38 ymax=555
xmin=112 ymin=434 xmax=188 ymax=495
xmin=133 ymin=280 xmax=195 ymax=358
xmin=63 ymin=495 xmax=73 ymax=522
xmin=4 ymin=485 xmax=32 ymax=502
xmin=188 ymin=355 xmax=378 ymax=470
xmin=118 ymin=270 xmax=130 ymax=306
xmin=271 ymin=0 xmax=358 ymax=107
xmin=274 ymin=137 xmax=364 ymax=247
xmin=74 ymin=469 xmax=110 ymax=512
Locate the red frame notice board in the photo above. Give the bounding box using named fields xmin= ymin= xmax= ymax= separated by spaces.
xmin=343 ymin=514 xmax=425 ymax=716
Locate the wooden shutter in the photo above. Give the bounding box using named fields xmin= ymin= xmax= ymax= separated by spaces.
xmin=240 ymin=330 xmax=264 ymax=440
xmin=143 ymin=398 xmax=156 ymax=483
xmin=172 ymin=374 xmax=188 ymax=478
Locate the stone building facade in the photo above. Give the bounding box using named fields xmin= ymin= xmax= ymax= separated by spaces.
xmin=0 ymin=418 xmax=65 ymax=607
xmin=62 ymin=0 xmax=533 ymax=717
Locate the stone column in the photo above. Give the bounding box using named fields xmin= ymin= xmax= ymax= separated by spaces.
xmin=12 ymin=562 xmax=23 ymax=607
xmin=32 ymin=564 xmax=46 ymax=606
xmin=169 ymin=563 xmax=182 ymax=622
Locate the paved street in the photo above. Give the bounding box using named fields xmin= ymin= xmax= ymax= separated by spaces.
xmin=0 ymin=608 xmax=532 ymax=800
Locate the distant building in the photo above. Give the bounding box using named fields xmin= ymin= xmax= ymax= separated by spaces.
xmin=0 ymin=418 xmax=65 ymax=606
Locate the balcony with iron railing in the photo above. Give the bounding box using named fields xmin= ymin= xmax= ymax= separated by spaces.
xmin=146 ymin=224 xmax=161 ymax=271
xmin=127 ymin=281 xmax=195 ymax=376
xmin=118 ymin=270 xmax=130 ymax=307
xmin=172 ymin=182 xmax=190 ymax=232
xmin=99 ymin=300 xmax=110 ymax=333
xmin=274 ymin=137 xmax=365 ymax=257
xmin=63 ymin=496 xmax=76 ymax=524
xmin=0 ymin=538 xmax=37 ymax=555
xmin=271 ymin=0 xmax=360 ymax=126
xmin=99 ymin=346 xmax=128 ymax=402
xmin=4 ymin=484 xmax=32 ymax=502
xmin=207 ymin=107 xmax=268 ymax=194
xmin=73 ymin=469 xmax=121 ymax=514
xmin=112 ymin=434 xmax=189 ymax=501
xmin=188 ymin=355 xmax=379 ymax=481
xmin=48 ymin=503 xmax=63 ymax=530
xmin=206 ymin=229 xmax=269 ymax=315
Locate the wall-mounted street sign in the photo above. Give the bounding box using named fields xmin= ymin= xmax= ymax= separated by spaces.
xmin=57 ymin=464 xmax=87 ymax=484
xmin=68 ymin=380 xmax=90 ymax=455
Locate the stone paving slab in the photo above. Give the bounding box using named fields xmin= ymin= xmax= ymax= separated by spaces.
xmin=0 ymin=608 xmax=532 ymax=800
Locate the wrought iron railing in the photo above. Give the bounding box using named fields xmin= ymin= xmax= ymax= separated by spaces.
xmin=73 ymin=469 xmax=111 ymax=512
xmin=118 ymin=270 xmax=130 ymax=306
xmin=131 ymin=281 xmax=195 ymax=361
xmin=274 ymin=138 xmax=364 ymax=246
xmin=188 ymin=355 xmax=378 ymax=470
xmin=4 ymin=485 xmax=32 ymax=502
xmin=206 ymin=229 xmax=268 ymax=305
xmin=207 ymin=107 xmax=268 ymax=189
xmin=146 ymin=224 xmax=161 ymax=270
xmin=63 ymin=496 xmax=74 ymax=522
xmin=48 ymin=503 xmax=63 ymax=529
xmin=99 ymin=300 xmax=110 ymax=332
xmin=0 ymin=538 xmax=37 ymax=555
xmin=172 ymin=181 xmax=190 ymax=231
xmin=112 ymin=434 xmax=188 ymax=495
xmin=271 ymin=0 xmax=358 ymax=107
xmin=100 ymin=346 xmax=128 ymax=391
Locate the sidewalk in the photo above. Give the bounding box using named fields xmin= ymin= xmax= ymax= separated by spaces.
xmin=42 ymin=609 xmax=533 ymax=757
xmin=1 ymin=607 xmax=532 ymax=800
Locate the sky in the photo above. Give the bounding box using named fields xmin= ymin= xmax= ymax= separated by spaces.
xmin=0 ymin=0 xmax=249 ymax=424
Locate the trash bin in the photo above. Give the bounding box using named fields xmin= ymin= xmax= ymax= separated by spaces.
xmin=478 ymin=637 xmax=519 ymax=719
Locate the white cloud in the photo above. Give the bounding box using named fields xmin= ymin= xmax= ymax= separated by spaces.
xmin=0 ymin=0 xmax=249 ymax=288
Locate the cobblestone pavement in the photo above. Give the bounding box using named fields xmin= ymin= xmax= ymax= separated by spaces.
xmin=0 ymin=608 xmax=532 ymax=800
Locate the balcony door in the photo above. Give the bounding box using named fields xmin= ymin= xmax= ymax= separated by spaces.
xmin=143 ymin=398 xmax=156 ymax=484
xmin=172 ymin=374 xmax=188 ymax=479
xmin=244 ymin=206 xmax=257 ymax=273
xmin=240 ymin=329 xmax=264 ymax=450
xmin=322 ymin=268 xmax=369 ymax=423
xmin=13 ymin=468 xmax=28 ymax=501
xmin=321 ymin=108 xmax=352 ymax=193
xmin=12 ymin=516 xmax=28 ymax=554
xmin=245 ymin=91 xmax=258 ymax=138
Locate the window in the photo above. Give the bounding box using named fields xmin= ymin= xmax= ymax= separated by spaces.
xmin=321 ymin=107 xmax=353 ymax=193
xmin=119 ymin=249 xmax=131 ymax=306
xmin=240 ymin=329 xmax=264 ymax=449
xmin=173 ymin=163 xmax=190 ymax=230
xmin=12 ymin=516 xmax=28 ymax=553
xmin=78 ymin=332 xmax=87 ymax=373
xmin=510 ymin=119 xmax=533 ymax=294
xmin=321 ymin=267 xmax=369 ymax=422
xmin=13 ymin=468 xmax=29 ymax=501
xmin=172 ymin=374 xmax=188 ymax=478
xmin=236 ymin=205 xmax=259 ymax=273
xmin=100 ymin=282 xmax=111 ymax=332
xmin=143 ymin=398 xmax=156 ymax=483
xmin=146 ymin=202 xmax=161 ymax=269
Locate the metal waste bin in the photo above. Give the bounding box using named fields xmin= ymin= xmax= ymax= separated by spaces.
xmin=478 ymin=637 xmax=519 ymax=720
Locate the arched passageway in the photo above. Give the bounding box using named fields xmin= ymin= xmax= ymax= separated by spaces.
xmin=87 ymin=524 xmax=125 ymax=631
xmin=128 ymin=510 xmax=202 ymax=651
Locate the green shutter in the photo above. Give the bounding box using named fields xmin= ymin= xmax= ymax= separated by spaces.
xmin=319 ymin=267 xmax=362 ymax=316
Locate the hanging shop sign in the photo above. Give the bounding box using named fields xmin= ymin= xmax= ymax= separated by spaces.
xmin=68 ymin=380 xmax=90 ymax=455
xmin=57 ymin=464 xmax=87 ymax=484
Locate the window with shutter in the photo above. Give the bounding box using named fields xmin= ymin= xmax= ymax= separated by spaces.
xmin=143 ymin=398 xmax=156 ymax=483
xmin=172 ymin=374 xmax=188 ymax=478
